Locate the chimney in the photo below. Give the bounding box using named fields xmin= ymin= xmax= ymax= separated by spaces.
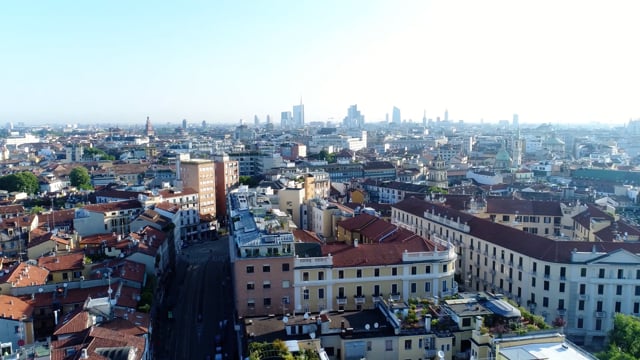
xmin=475 ymin=315 xmax=483 ymax=331
xmin=424 ymin=314 xmax=432 ymax=332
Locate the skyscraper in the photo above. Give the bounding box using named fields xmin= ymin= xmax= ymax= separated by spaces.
xmin=254 ymin=114 xmax=260 ymax=127
xmin=179 ymin=159 xmax=216 ymax=216
xmin=293 ymin=99 xmax=304 ymax=128
xmin=281 ymin=111 xmax=292 ymax=128
xmin=392 ymin=106 xmax=401 ymax=124
xmin=444 ymin=109 xmax=449 ymax=122
xmin=182 ymin=118 xmax=188 ymax=130
xmin=343 ymin=105 xmax=365 ymax=128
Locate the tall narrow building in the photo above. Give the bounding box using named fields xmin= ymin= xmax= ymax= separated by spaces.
xmin=145 ymin=116 xmax=154 ymax=137
xmin=179 ymin=159 xmax=216 ymax=217
xmin=214 ymin=153 xmax=240 ymax=224
xmin=392 ymin=106 xmax=401 ymax=124
xmin=292 ymin=99 xmax=304 ymax=128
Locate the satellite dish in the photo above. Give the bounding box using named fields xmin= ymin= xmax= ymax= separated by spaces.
xmin=304 ymin=312 xmax=309 ymax=320
xmin=437 ymin=350 xmax=445 ymax=359
xmin=310 ymin=332 xmax=316 ymax=339
xmin=365 ymin=324 xmax=370 ymax=330
xmin=374 ymin=322 xmax=379 ymax=328
xmin=282 ymin=316 xmax=289 ymax=323
xmin=38 ymin=288 xmax=43 ymax=293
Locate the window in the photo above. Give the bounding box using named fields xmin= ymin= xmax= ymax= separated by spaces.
xmin=596 ymin=301 xmax=603 ymax=312
xmin=543 ymin=297 xmax=549 ymax=307
xmin=62 ymin=273 xmax=69 ymax=280
xmin=246 ymin=266 xmax=254 ymax=273
xmin=246 ymin=282 xmax=255 ymax=290
xmin=618 ymin=269 xmax=624 ymax=279
xmin=559 ymin=283 xmax=565 ymax=292
xmin=616 ymin=285 xmax=622 ymax=296
xmin=304 ymin=288 xmax=310 ymax=300
xmin=247 ymin=299 xmax=255 ymax=309
xmin=544 ymin=265 xmax=550 ymax=277
xmin=392 ymin=267 xmax=397 ymax=276
xmin=357 ymin=269 xmax=362 ymax=278
xmin=581 ymin=268 xmax=587 ymax=277
xmin=532 ymin=262 xmax=537 ymax=273
xmin=598 ymin=284 xmax=604 ymax=295
xmin=282 ymin=280 xmax=290 ymax=288
xmin=578 ymin=300 xmax=584 ymax=311
xmin=558 ymin=299 xmax=565 ymax=309
xmin=282 ymin=263 xmax=289 ymax=272
xmin=544 ymin=281 xmax=549 ymax=291
xmin=303 ymin=272 xmax=309 ymax=281
xmin=579 ymin=284 xmax=586 ymax=295
xmin=338 ymin=270 xmax=344 ymax=279
xmin=577 ymin=318 xmax=583 ymax=328
xmin=263 ymin=298 xmax=271 ymax=306
xmin=531 ymin=278 xmax=536 ymax=287
xmin=374 ymin=268 xmax=380 ymax=277
xmin=385 ymin=340 xmax=393 ymax=351
xmin=634 ymin=302 xmax=640 ymax=314
xmin=318 ymin=271 xmax=324 ymax=281
xmin=443 ymin=264 xmax=448 ymax=272
xmin=373 ymin=285 xmax=380 ymax=296
xmin=411 ymin=283 xmax=417 ymax=293
xmin=392 ymin=284 xmax=398 ymax=294
xmin=637 ymin=269 xmax=640 ymax=280
xmin=425 ymin=282 xmax=431 ymax=292
xmin=411 ymin=266 xmax=417 ymax=275
xmin=281 ymin=296 xmax=290 ymax=305
xmin=263 ymin=265 xmax=270 ymax=272
xmin=462 ymin=318 xmax=471 ymax=327
xmin=263 ymin=281 xmax=271 ymax=289
xmin=425 ymin=265 xmax=431 ymax=273
xmin=318 ymin=289 xmax=325 ymax=299
xmin=404 ymin=339 xmax=412 ymax=350
xmin=615 ymin=301 xmax=621 ymax=313
xmin=596 ymin=319 xmax=602 ymax=331
xmin=636 ymin=286 xmax=640 ymax=296
xmin=598 ymin=268 xmax=605 ymax=278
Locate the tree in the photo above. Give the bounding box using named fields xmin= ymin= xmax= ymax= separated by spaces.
xmin=0 ymin=171 xmax=39 ymax=194
xmin=69 ymin=167 xmax=92 ymax=190
xmin=598 ymin=314 xmax=640 ymax=360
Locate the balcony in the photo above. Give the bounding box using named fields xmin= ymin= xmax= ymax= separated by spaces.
xmin=544 ymin=274 xmax=550 ymax=279
xmin=594 ymin=311 xmax=607 ymax=318
xmin=557 ymin=308 xmax=567 ymax=316
xmin=579 ymin=294 xmax=589 ymax=300
xmin=390 ymin=292 xmax=401 ymax=301
xmin=354 ymin=295 xmax=366 ymax=304
xmin=336 ymin=296 xmax=347 ymax=305
xmin=425 ymin=350 xmax=438 ymax=358
xmin=517 ymin=265 xmax=523 ymax=271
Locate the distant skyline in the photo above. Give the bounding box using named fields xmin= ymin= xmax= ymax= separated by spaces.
xmin=1 ymin=1 xmax=639 ymax=126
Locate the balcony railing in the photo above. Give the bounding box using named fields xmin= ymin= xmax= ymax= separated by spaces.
xmin=594 ymin=311 xmax=606 ymax=318
xmin=336 ymin=296 xmax=347 ymax=305
xmin=354 ymin=295 xmax=366 ymax=304
xmin=557 ymin=308 xmax=567 ymax=316
xmin=390 ymin=292 xmax=401 ymax=301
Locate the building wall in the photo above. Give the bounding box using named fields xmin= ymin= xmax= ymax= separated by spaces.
xmin=278 ymin=188 xmax=305 ymax=229
xmin=180 ymin=160 xmax=216 ymax=217
xmin=214 ymin=157 xmax=239 ymax=223
xmin=234 ymin=256 xmax=295 ymax=317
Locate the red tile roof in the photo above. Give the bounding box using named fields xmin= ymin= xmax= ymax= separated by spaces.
xmin=83 ymin=200 xmax=142 ymax=213
xmin=0 ymin=262 xmax=49 ymax=288
xmin=0 ymin=294 xmax=34 ymax=321
xmin=38 ymin=251 xmax=85 ymax=272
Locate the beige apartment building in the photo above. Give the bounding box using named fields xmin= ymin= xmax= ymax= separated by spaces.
xmin=179 ymin=159 xmax=216 ymax=217
xmin=392 ymin=196 xmax=640 ymax=348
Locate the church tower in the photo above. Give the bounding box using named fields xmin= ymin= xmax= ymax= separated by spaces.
xmin=427 ymin=154 xmax=448 ymax=190
xmin=145 ymin=116 xmax=155 ymax=137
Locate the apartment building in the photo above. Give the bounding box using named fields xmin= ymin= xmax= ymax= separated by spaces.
xmin=391 ymin=196 xmax=640 ymax=347
xmin=73 ymin=200 xmax=143 ymax=237
xmin=483 ymin=198 xmax=563 ymax=237
xmin=179 ymin=159 xmax=216 ymax=217
xmin=213 ymin=153 xmax=239 ymax=224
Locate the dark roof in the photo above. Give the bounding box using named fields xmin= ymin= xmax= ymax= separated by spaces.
xmin=485 ymin=198 xmax=563 ymax=216
xmin=393 ymin=197 xmax=640 ymax=263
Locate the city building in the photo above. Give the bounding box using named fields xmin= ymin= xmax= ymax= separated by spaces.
xmin=179 ymin=159 xmax=216 ymax=217
xmin=213 ymin=153 xmax=240 ymax=224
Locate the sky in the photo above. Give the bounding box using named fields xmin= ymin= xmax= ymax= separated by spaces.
xmin=1 ymin=0 xmax=639 ymax=126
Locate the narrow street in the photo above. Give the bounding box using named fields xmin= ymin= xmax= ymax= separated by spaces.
xmin=154 ymin=236 xmax=236 ymax=359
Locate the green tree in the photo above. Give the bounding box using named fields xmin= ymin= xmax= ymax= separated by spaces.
xmin=598 ymin=314 xmax=640 ymax=359
xmin=84 ymin=147 xmax=115 ymax=161
xmin=0 ymin=171 xmax=39 ymax=194
xmin=29 ymin=205 xmax=46 ymax=214
xmin=69 ymin=167 xmax=93 ymax=190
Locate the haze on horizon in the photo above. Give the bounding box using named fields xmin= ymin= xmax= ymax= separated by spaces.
xmin=1 ymin=0 xmax=639 ymax=126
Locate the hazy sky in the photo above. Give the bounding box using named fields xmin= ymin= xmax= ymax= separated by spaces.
xmin=1 ymin=1 xmax=639 ymax=126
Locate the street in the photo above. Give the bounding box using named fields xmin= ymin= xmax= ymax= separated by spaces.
xmin=154 ymin=236 xmax=237 ymax=360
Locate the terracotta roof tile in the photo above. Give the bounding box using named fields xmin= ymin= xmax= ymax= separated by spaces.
xmin=38 ymin=251 xmax=85 ymax=272
xmin=0 ymin=262 xmax=49 ymax=288
xmin=0 ymin=294 xmax=34 ymax=321
xmin=83 ymin=200 xmax=142 ymax=213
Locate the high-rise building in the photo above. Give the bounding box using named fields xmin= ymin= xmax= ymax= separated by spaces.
xmin=513 ymin=113 xmax=519 ymax=128
xmin=292 ymin=100 xmax=304 ymax=128
xmin=444 ymin=109 xmax=449 ymax=122
xmin=392 ymin=106 xmax=401 ymax=124
xmin=422 ymin=110 xmax=427 ymax=126
xmin=254 ymin=115 xmax=260 ymax=127
xmin=343 ymin=105 xmax=365 ymax=128
xmin=182 ymin=119 xmax=187 ymax=130
xmin=179 ymin=159 xmax=216 ymax=216
xmin=281 ymin=111 xmax=292 ymax=128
